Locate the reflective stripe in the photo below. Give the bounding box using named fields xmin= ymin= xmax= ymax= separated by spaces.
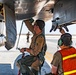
xmin=63 ymin=54 xmax=76 ymax=60
xmin=64 ymin=70 xmax=76 ymax=75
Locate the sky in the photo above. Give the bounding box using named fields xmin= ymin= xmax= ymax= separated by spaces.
xmin=16 ymin=20 xmax=76 ymax=35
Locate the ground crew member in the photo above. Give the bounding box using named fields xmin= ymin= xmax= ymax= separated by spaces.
xmin=17 ymin=19 xmax=46 ymax=75
xmin=26 ymin=31 xmax=30 ymax=43
xmin=51 ymin=33 xmax=76 ymax=75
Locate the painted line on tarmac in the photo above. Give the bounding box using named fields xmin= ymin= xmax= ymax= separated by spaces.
xmin=45 ymin=51 xmax=53 ymax=63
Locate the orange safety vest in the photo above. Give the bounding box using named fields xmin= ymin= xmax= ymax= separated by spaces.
xmin=59 ymin=47 xmax=76 ymax=75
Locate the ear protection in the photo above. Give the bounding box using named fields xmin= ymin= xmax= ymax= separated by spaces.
xmin=58 ymin=33 xmax=72 ymax=46
xmin=58 ymin=38 xmax=63 ymax=46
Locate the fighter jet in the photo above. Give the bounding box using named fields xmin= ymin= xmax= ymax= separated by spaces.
xmin=0 ymin=0 xmax=76 ymax=50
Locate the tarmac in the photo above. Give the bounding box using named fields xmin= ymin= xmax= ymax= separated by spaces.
xmin=0 ymin=35 xmax=76 ymax=75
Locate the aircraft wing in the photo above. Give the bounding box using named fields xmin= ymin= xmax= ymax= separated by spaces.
xmin=0 ymin=0 xmax=55 ymax=50
xmin=15 ymin=0 xmax=54 ymax=21
xmin=0 ymin=0 xmax=76 ymax=49
xmin=51 ymin=0 xmax=76 ymax=32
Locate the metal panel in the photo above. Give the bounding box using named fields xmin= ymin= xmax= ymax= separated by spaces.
xmin=53 ymin=0 xmax=76 ymax=26
xmin=0 ymin=0 xmax=55 ymax=21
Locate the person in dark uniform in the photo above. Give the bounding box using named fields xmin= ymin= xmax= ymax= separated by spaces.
xmin=26 ymin=31 xmax=30 ymax=43
xmin=17 ymin=19 xmax=46 ymax=75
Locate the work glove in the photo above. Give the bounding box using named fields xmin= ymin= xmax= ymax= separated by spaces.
xmin=29 ymin=18 xmax=34 ymax=23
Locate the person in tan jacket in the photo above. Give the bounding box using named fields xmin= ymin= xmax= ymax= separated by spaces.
xmin=17 ymin=19 xmax=46 ymax=75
